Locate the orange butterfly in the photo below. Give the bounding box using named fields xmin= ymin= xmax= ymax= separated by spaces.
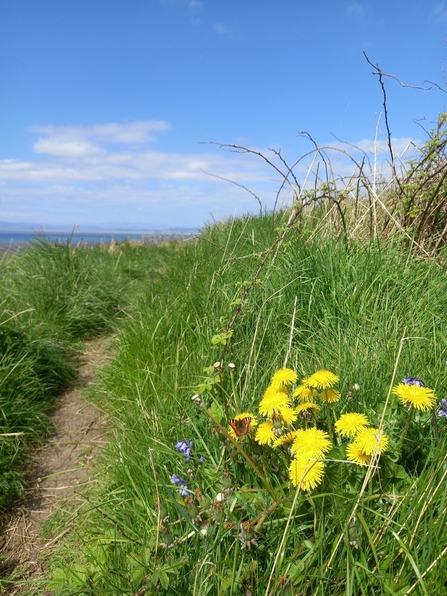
xmin=229 ymin=417 xmax=252 ymax=437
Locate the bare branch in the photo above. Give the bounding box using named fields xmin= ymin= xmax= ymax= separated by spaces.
xmin=423 ymin=79 xmax=447 ymax=94
xmin=363 ymin=52 xmax=396 ymax=169
xmin=200 ymin=168 xmax=263 ymax=212
xmin=363 ymin=52 xmax=432 ymax=91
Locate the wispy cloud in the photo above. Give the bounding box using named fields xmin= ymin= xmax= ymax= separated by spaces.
xmin=0 ymin=123 xmax=423 ymax=228
xmin=214 ymin=22 xmax=236 ymax=40
xmin=0 ymin=121 xmax=276 ymax=227
xmin=31 ymin=121 xmax=169 ymax=149
xmin=160 ymin=0 xmax=204 ymax=25
xmin=429 ymin=3 xmax=447 ymax=24
xmin=1 ymin=121 xmax=266 ymax=184
xmin=188 ymin=0 xmax=203 ymax=24
xmin=29 ymin=121 xmax=170 ymax=159
xmin=346 ymin=3 xmax=371 ymax=25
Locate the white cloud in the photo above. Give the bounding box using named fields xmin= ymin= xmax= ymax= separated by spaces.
xmin=429 ymin=3 xmax=447 ymax=24
xmin=31 ymin=120 xmax=170 ymax=146
xmin=33 ymin=139 xmax=104 ymax=158
xmin=0 ymin=122 xmax=272 ymax=185
xmin=346 ymin=3 xmax=371 ymax=25
xmin=188 ymin=0 xmax=203 ymax=24
xmin=0 ymin=123 xmax=424 ymax=229
xmin=214 ymin=22 xmax=236 ymax=40
xmin=347 ymin=3 xmax=363 ymax=18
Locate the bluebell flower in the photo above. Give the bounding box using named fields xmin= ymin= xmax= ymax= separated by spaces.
xmin=175 ymin=439 xmax=193 ymax=462
xmin=402 ymin=377 xmax=425 ymax=388
xmin=171 ymin=473 xmax=189 ymax=496
xmin=438 ymin=398 xmax=447 ymax=418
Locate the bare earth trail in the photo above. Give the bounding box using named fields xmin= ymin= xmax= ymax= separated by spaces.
xmin=1 ymin=339 xmax=110 ymax=594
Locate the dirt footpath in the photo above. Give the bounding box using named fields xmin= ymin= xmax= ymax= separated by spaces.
xmin=0 ymin=339 xmax=110 ymax=593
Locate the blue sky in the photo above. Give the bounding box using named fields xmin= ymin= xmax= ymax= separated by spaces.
xmin=1 ymin=0 xmax=447 ymax=231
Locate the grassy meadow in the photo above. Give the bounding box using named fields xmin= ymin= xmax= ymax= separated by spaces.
xmin=2 ymin=120 xmax=447 ymax=594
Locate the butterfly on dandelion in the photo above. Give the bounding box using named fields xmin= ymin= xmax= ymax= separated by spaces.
xmin=229 ymin=417 xmax=252 ymax=437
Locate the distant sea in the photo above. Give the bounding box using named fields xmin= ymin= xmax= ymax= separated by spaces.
xmin=0 ymin=229 xmax=197 ymax=251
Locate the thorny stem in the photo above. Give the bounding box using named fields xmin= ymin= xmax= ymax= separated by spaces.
xmin=396 ymin=405 xmax=415 ymax=452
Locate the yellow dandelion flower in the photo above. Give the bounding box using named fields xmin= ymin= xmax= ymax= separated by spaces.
xmin=346 ymin=441 xmax=371 ymax=466
xmin=270 ymin=368 xmax=298 ymax=388
xmin=278 ymin=405 xmax=298 ymax=425
xmin=291 ymin=427 xmax=332 ymax=458
xmin=272 ymin=431 xmax=298 ymax=448
xmin=320 ymin=388 xmax=341 ymax=404
xmin=259 ymin=387 xmax=290 ymax=417
xmin=255 ymin=421 xmax=276 ymax=445
xmin=295 ymin=402 xmax=320 ymax=415
xmin=228 ymin=412 xmax=257 ymax=440
xmin=335 ymin=412 xmax=370 ymax=438
xmin=293 ymin=384 xmax=318 ymax=402
xmin=302 ymin=369 xmax=339 ymax=390
xmin=355 ymin=427 xmax=388 ymax=456
xmin=392 ymin=383 xmax=436 ymax=411
xmin=289 ymin=456 xmax=325 ymax=490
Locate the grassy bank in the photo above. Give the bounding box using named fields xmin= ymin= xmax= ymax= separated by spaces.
xmin=0 ymin=239 xmax=164 ymax=516
xmin=3 ymin=117 xmax=447 ymax=593
xmin=24 ymin=212 xmax=447 ymax=595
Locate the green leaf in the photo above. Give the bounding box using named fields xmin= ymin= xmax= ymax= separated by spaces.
xmin=211 ymin=330 xmax=233 ymax=346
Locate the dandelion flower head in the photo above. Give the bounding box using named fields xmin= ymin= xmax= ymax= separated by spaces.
xmin=270 ymin=367 xmax=298 ymax=388
xmin=355 ymin=427 xmax=388 ymax=456
xmin=292 ymin=427 xmax=332 ymax=458
xmin=392 ymin=383 xmax=436 ymax=411
xmin=295 ymin=402 xmax=320 ymax=416
xmin=289 ymin=456 xmax=325 ymax=490
xmin=277 ymin=405 xmax=298 ymax=426
xmin=255 ymin=421 xmax=276 ymax=445
xmin=302 ymin=369 xmax=339 ymax=390
xmin=320 ymin=388 xmax=341 ymax=404
xmin=259 ymin=386 xmax=291 ymax=417
xmin=335 ymin=412 xmax=369 ymax=438
xmin=228 ymin=412 xmax=257 ymax=440
xmin=346 ymin=441 xmax=371 ymax=466
xmin=272 ymin=430 xmax=298 ymax=448
xmin=293 ymin=384 xmax=319 ymax=402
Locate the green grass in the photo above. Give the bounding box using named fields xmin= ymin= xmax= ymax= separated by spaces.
xmin=0 ymin=238 xmax=162 ymax=515
xmin=18 ymin=214 xmax=446 ymax=595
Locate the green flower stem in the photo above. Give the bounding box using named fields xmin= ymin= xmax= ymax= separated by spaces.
xmin=325 ymin=402 xmax=335 ymax=444
xmin=229 ymin=368 xmax=240 ymax=411
xmin=200 ymin=405 xmax=278 ymax=501
xmin=396 ymin=405 xmax=415 ymax=452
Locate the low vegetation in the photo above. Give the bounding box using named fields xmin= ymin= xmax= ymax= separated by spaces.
xmin=0 ymin=239 xmax=160 ymax=515
xmin=2 ymin=116 xmax=447 ymax=594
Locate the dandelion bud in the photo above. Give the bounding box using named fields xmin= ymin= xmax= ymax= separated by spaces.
xmin=213 ymin=500 xmax=224 ymax=522
xmin=277 ymin=576 xmax=294 ymax=596
xmin=238 ymin=521 xmax=258 ymax=550
xmin=195 ymin=488 xmax=211 ymax=509
xmin=239 ymin=521 xmax=254 ymax=540
xmin=160 ymin=525 xmax=174 ymax=546
xmin=184 ymin=495 xmax=198 ymax=518
xmin=221 ymin=468 xmax=232 ymax=489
